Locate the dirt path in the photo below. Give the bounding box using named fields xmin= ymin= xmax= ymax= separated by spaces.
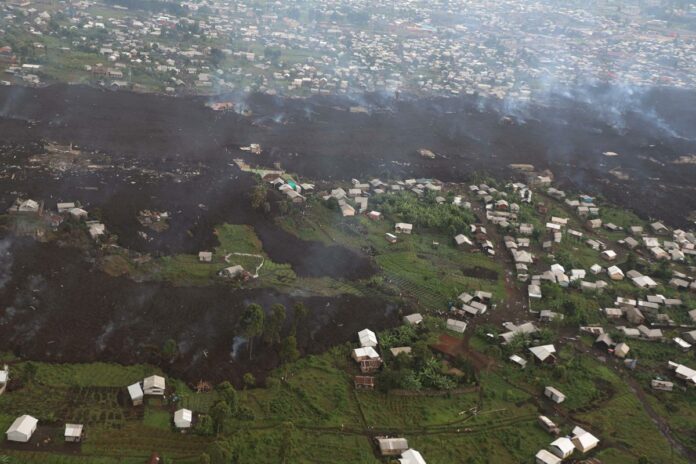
xmin=471 ymin=203 xmax=529 ymax=326
xmin=571 ymin=341 xmax=695 ymax=462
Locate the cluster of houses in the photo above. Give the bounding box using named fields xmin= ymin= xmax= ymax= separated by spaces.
xmin=268 ymin=175 xmax=315 ymax=204
xmin=5 ymin=413 xmax=84 ymax=444
xmin=535 ymin=425 xmax=600 ymax=464
xmin=351 ymin=313 xmax=423 ymax=390
xmin=323 ymin=177 xmax=444 ymax=220
xmin=4 ymin=0 xmax=695 ymax=97
xmin=619 ymin=223 xmax=696 ymax=265
xmin=469 ymin=177 xmax=696 ymax=440
xmin=535 ymin=384 xmax=601 ymax=464
xmin=350 ymin=319 xmax=428 ymax=462
xmin=319 ymin=176 xmax=479 ymax=248
xmin=8 ymin=198 xmax=106 ymax=241
xmin=128 ymin=375 xmax=194 ymax=429
xmin=4 ymin=373 xmax=194 ymax=445
xmin=448 ymin=290 xmax=493 ymax=328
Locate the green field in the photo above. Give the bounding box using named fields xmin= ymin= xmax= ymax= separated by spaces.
xmin=1 ymin=319 xmax=694 ymax=463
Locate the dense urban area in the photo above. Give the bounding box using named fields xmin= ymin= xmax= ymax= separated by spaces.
xmin=0 ymin=0 xmax=696 ymax=464
xmin=0 ymin=0 xmax=695 ymax=96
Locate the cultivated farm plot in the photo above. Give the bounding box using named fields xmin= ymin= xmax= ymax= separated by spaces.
xmin=82 ymin=422 xmax=212 ymax=460
xmin=0 ymin=385 xmax=137 ymax=427
xmin=377 ymin=250 xmax=502 ymax=309
xmin=407 ymin=418 xmax=550 ymax=464
xmin=288 ymin=430 xmax=379 ymax=464
xmin=356 ymin=392 xmax=479 ymax=429
xmin=30 ymin=362 xmax=156 ymax=388
xmin=283 ymin=366 xmax=363 ymax=427
xmin=180 ymin=391 xmax=220 ymax=414
xmin=65 ymin=387 xmax=136 ymax=427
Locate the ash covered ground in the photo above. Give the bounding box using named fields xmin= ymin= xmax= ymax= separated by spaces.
xmin=0 ymin=83 xmax=694 ymax=383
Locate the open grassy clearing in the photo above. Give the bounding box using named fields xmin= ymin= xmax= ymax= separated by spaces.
xmin=577 ymin=389 xmax=688 ymax=464
xmin=281 ymin=198 xmax=505 ymax=309
xmin=123 ymin=223 xmax=374 ymax=297
xmin=643 ymin=389 xmax=696 ymax=452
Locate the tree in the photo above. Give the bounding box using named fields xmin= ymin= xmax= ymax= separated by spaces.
xmin=23 ymin=362 xmax=37 ymax=384
xmin=216 ymin=381 xmax=238 ymax=412
xmin=263 ymin=303 xmax=286 ymax=344
xmin=325 ymin=197 xmax=339 ymax=210
xmin=243 ymin=372 xmax=256 ymax=389
xmin=292 ymin=302 xmax=309 ymax=335
xmin=162 ymin=338 xmax=178 ymax=360
xmin=240 ymin=304 xmax=264 ymax=359
xmin=624 ymin=251 xmax=636 ymax=271
xmin=210 ymin=400 xmax=232 ymax=434
xmin=199 ymin=452 xmax=211 ymax=464
xmin=277 ymin=199 xmax=290 ymax=215
xmin=196 ymin=415 xmax=214 ymax=436
xmin=279 ymin=335 xmax=300 ymax=364
xmin=210 ymin=47 xmax=224 ymax=66
xmin=249 ymin=182 xmax=267 ymax=210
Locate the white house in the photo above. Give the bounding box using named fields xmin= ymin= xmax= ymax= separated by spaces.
xmin=571 ymin=426 xmax=599 ymax=453
xmin=674 ymin=337 xmax=692 ymax=351
xmin=528 ymin=284 xmax=542 ymax=299
xmin=535 ymin=449 xmax=561 ymax=464
xmin=340 ymin=203 xmax=355 ymax=217
xmin=64 ymin=423 xmax=84 ymax=442
xmin=57 ymin=202 xmax=76 ymax=213
xmin=454 ymin=234 xmax=472 ymax=246
xmin=403 ymin=313 xmax=423 ymax=325
xmin=400 ymin=448 xmax=427 ymax=464
xmin=544 ymin=386 xmax=566 ymax=403
xmin=143 ymin=375 xmax=166 ymax=396
xmin=174 ymin=408 xmax=193 ymax=429
xmin=198 ymin=251 xmax=213 ymax=262
xmin=6 ymin=415 xmax=38 ymax=442
xmin=351 ymin=347 xmax=380 ymax=362
xmin=550 ymin=437 xmax=575 ymax=459
xmin=614 ymin=342 xmax=630 ymax=358
xmin=395 ymin=223 xmax=413 ymax=234
xmin=128 ymin=382 xmax=144 ymax=405
xmin=69 ymin=207 xmax=88 ymax=219
xmin=222 ymin=265 xmax=246 ymax=279
xmin=358 ymin=329 xmax=378 ymax=348
xmin=529 ymin=345 xmax=556 ymax=363
xmin=607 ymin=265 xmax=624 ymax=280
xmin=509 ymin=354 xmax=527 ymax=368
xmin=0 ymin=365 xmax=8 ymax=395
xmin=377 ymin=437 xmax=409 ymax=456
xmin=446 ymin=319 xmax=467 ymax=333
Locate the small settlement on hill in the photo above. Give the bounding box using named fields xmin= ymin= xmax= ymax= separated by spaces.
xmin=1 ymin=166 xmax=695 ymax=463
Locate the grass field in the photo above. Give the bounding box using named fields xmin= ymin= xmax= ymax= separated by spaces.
xmin=280 ymin=199 xmax=505 ymax=310
xmin=0 ymin=330 xmax=693 ymax=463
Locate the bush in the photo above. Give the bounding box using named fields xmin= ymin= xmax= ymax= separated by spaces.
xmin=371 ymin=191 xmax=474 ymax=233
